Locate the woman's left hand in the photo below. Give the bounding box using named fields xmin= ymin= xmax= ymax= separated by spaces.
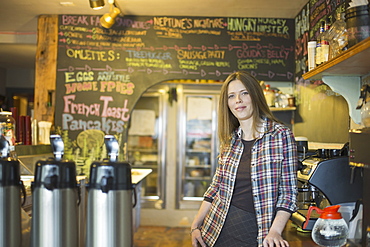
xmin=262 ymin=231 xmax=289 ymax=247
xmin=263 ymin=210 xmax=291 ymax=247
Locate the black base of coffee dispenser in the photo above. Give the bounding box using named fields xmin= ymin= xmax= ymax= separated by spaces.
xmin=293 ymin=155 xmax=363 ymax=232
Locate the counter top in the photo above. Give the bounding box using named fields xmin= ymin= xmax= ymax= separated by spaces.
xmin=131 ymin=168 xmax=152 ymax=185
xmin=308 ymin=142 xmax=345 ymax=150
xmin=284 ymin=220 xmax=361 ymax=247
xmin=21 ymin=168 xmax=152 ymax=186
xmin=283 ymin=221 xmax=318 ymax=247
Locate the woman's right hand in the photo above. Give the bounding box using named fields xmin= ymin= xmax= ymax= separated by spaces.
xmin=191 ymin=228 xmax=206 ymax=247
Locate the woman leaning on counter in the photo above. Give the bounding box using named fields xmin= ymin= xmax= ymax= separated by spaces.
xmin=191 ymin=71 xmax=298 ymax=247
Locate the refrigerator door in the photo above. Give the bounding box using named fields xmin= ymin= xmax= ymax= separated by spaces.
xmin=127 ymin=87 xmax=168 ymax=209
xmin=177 ymin=85 xmax=220 ymax=209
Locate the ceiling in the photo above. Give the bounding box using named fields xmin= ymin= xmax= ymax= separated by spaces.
xmin=0 ymin=0 xmax=307 ymax=70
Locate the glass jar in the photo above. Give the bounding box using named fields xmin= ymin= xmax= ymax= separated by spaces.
xmin=264 ymin=84 xmax=275 ymax=107
xmin=0 ymin=110 xmax=16 ymax=146
xmin=361 ymin=101 xmax=370 ymax=127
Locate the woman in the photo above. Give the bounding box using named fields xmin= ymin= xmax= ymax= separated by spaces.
xmin=191 ymin=71 xmax=298 ymax=247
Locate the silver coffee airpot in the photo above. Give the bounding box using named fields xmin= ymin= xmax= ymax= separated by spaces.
xmin=0 ymin=135 xmax=25 ymax=247
xmin=30 ymin=134 xmax=79 ymax=247
xmin=85 ymin=135 xmax=133 ymax=247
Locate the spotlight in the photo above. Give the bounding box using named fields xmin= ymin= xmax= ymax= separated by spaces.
xmin=89 ymin=0 xmax=105 ymax=10
xmin=100 ymin=1 xmax=121 ymax=29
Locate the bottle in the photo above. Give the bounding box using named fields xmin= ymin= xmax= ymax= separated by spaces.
xmin=195 ymin=181 xmax=207 ymax=197
xmin=315 ymin=21 xmax=325 ymax=66
xmin=264 ymin=84 xmax=275 ymax=107
xmin=320 ymin=18 xmax=331 ymax=63
xmin=184 ymin=181 xmax=195 ymax=197
xmin=0 ymin=109 xmax=16 ymax=148
xmin=307 ymin=41 xmax=317 ymax=71
xmin=328 ymin=12 xmax=348 ymax=59
xmin=361 ymin=100 xmax=370 ymax=127
xmin=32 ymin=118 xmax=38 ymax=145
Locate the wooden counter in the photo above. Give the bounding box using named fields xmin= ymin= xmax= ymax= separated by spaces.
xmin=283 ymin=221 xmax=318 ymax=247
xmin=20 ymin=169 xmax=152 ymax=210
xmin=284 ymin=220 xmax=361 ymax=247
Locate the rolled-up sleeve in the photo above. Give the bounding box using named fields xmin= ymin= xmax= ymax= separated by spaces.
xmin=277 ymin=127 xmax=298 ymax=213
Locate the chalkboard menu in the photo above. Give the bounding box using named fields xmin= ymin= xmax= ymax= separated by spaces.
xmin=55 ymin=15 xmax=295 ymax=144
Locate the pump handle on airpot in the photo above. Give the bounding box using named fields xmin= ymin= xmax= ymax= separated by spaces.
xmin=50 ymin=134 xmax=64 ymax=161
xmin=356 ymin=84 xmax=370 ymax=109
xmin=0 ymin=135 xmax=10 ymax=158
xmin=104 ymin=135 xmax=119 ymax=162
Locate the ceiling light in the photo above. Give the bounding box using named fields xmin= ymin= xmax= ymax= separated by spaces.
xmin=89 ymin=0 xmax=105 ymax=10
xmin=100 ymin=0 xmax=121 ymax=29
xmin=100 ymin=7 xmax=121 ymax=28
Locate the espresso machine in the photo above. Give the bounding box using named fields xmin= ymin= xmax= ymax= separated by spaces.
xmin=291 ymin=148 xmax=363 ymax=231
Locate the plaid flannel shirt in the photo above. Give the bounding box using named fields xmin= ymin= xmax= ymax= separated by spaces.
xmin=201 ymin=118 xmax=298 ymax=247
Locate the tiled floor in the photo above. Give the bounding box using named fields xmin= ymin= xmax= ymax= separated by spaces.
xmin=134 ymin=226 xmax=192 ymax=247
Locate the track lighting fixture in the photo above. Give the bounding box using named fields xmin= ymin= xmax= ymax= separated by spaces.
xmin=100 ymin=0 xmax=121 ymax=29
xmin=89 ymin=0 xmax=105 ymax=10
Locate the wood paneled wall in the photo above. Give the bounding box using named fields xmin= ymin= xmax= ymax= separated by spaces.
xmin=34 ymin=15 xmax=58 ymax=123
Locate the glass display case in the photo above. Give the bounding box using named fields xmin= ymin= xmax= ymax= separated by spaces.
xmin=177 ymin=85 xmax=220 ymax=209
xmin=127 ymin=87 xmax=167 ymax=209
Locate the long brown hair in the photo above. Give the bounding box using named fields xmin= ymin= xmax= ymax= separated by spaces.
xmin=218 ymin=71 xmax=278 ymax=148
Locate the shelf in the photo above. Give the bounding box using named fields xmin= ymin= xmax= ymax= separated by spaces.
xmin=183 ymin=196 xmax=203 ymax=201
xmin=185 ymin=176 xmax=212 ymax=180
xmin=186 ymin=149 xmax=211 ymax=153
xmin=303 ymin=37 xmax=370 ymax=80
xmin=270 ymin=107 xmax=296 ymax=111
xmin=185 ymin=165 xmax=211 ymax=168
xmin=301 ymin=37 xmax=370 ymax=125
xmin=133 ymin=165 xmax=158 ymax=169
xmin=128 ymin=148 xmax=157 ymax=153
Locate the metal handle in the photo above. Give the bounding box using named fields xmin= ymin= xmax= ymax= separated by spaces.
xmin=349 ymin=199 xmax=363 ymax=222
xmin=0 ymin=135 xmax=10 ymax=158
xmin=298 ymin=187 xmax=309 ymax=192
xmin=356 ymin=84 xmax=370 ymax=109
xmin=50 ymin=134 xmax=64 ymax=161
xmin=132 ymin=187 xmax=137 ymax=208
xmin=104 ymin=135 xmax=119 ymax=162
xmin=20 ymin=180 xmax=27 ymax=206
